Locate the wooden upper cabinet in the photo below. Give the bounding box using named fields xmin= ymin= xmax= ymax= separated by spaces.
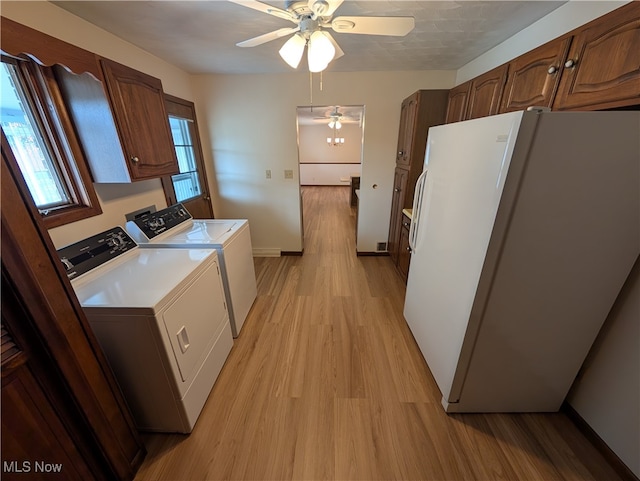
xmin=553 ymin=2 xmax=640 ymax=111
xmin=466 ymin=64 xmax=508 ymax=120
xmin=445 ymin=81 xmax=471 ymax=123
xmin=388 ymin=90 xmax=447 ymax=280
xmin=100 ymin=58 xmax=179 ymax=180
xmin=4 ymin=18 xmax=181 ymax=184
xmin=500 ymin=37 xmax=572 ymax=113
xmin=395 ymin=93 xmax=420 ymax=168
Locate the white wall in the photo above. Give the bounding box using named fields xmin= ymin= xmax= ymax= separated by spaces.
xmin=299 ymin=164 xmax=361 ymax=186
xmin=299 ymin=122 xmax=362 ymax=185
xmin=2 ymin=1 xmax=197 ymax=249
xmin=567 ymin=262 xmax=640 ymax=478
xmin=192 ymin=71 xmax=455 ymax=253
xmin=456 ymin=1 xmax=629 ymax=84
xmin=299 ymin=123 xmax=362 ymax=164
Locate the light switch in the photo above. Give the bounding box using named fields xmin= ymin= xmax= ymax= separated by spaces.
xmin=266 ymin=169 xmax=271 ymax=179
xmin=284 ymin=169 xmax=294 ymax=179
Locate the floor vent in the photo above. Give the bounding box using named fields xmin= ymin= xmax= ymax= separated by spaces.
xmin=376 ymin=242 xmax=387 ymax=252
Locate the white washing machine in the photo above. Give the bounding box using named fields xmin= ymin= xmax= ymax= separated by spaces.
xmin=125 ymin=204 xmax=257 ymax=338
xmin=57 ymin=227 xmax=233 ymax=433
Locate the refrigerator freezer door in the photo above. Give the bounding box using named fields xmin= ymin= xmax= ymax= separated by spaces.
xmin=403 ymin=111 xmax=525 ymax=401
xmin=445 ymin=111 xmax=640 ymax=412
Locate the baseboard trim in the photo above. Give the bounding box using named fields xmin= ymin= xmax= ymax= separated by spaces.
xmin=561 ymin=401 xmax=639 ymax=481
xmin=253 ymin=248 xmax=281 ymax=257
xmin=356 ymin=251 xmax=389 ymax=257
xmin=281 ymin=250 xmax=303 ymax=256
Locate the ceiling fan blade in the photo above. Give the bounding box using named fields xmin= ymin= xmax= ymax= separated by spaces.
xmin=308 ymin=0 xmax=344 ymax=18
xmin=228 ymin=0 xmax=298 ymax=23
xmin=331 ymin=16 xmax=415 ymax=36
xmin=236 ymin=27 xmax=300 ymax=47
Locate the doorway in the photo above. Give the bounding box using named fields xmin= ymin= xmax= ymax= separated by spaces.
xmin=161 ymin=94 xmax=214 ymax=219
xmin=296 ymin=105 xmax=365 ymax=249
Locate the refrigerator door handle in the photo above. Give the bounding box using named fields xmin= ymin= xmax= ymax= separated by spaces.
xmin=409 ymin=169 xmax=428 ymax=252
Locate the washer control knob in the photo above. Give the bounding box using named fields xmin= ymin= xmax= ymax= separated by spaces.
xmin=61 ymin=257 xmax=74 ymax=270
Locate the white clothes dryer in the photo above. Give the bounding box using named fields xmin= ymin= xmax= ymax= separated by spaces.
xmin=58 ymin=227 xmax=233 ymax=433
xmin=125 ymin=204 xmax=257 ymax=338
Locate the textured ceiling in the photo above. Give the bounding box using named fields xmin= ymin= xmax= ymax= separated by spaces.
xmin=52 ymin=1 xmax=566 ymax=75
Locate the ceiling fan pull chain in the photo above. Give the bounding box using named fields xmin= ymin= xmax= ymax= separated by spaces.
xmin=309 ymin=70 xmax=313 ymax=106
xmin=320 ymin=70 xmax=323 ymax=92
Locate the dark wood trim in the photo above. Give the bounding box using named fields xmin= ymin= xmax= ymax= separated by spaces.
xmin=0 ymin=17 xmax=103 ymax=80
xmin=562 ymin=401 xmax=639 ymax=481
xmin=281 ymin=251 xmax=304 ymax=256
xmin=356 ymin=251 xmax=390 ymax=257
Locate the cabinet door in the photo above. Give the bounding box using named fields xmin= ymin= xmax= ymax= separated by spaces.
xmin=100 ymin=58 xmax=179 ymax=180
xmin=396 ymin=93 xmax=419 ymax=168
xmin=500 ymin=37 xmax=572 ymax=113
xmin=397 ymin=216 xmax=412 ymax=283
xmin=387 ymin=167 xmax=408 ymax=264
xmin=553 ymin=3 xmax=640 ymax=111
xmin=466 ymin=64 xmax=508 ymax=120
xmin=445 ymin=81 xmax=471 ymax=123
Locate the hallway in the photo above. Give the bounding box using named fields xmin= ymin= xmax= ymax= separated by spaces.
xmin=134 ymin=186 xmax=621 ymax=481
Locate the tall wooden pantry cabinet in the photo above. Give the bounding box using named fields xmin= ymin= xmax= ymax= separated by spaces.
xmin=387 ymin=90 xmax=448 ymax=282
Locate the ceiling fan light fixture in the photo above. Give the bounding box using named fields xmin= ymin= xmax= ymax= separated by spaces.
xmin=279 ymin=33 xmax=306 ymax=68
xmin=307 ymin=30 xmax=336 ymax=72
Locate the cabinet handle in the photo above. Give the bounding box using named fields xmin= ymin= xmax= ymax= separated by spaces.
xmin=398 ymin=151 xmax=404 ymax=157
xmin=394 ymin=188 xmax=401 ymax=192
xmin=547 ymin=66 xmax=558 ymax=74
xmin=564 ymin=59 xmax=577 ymax=69
xmin=406 ymin=246 xmax=412 ymax=252
xmin=403 ymin=222 xmax=410 ymax=227
xmin=130 ymin=156 xmax=140 ymax=164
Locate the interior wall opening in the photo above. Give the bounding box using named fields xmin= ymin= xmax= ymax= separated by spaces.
xmin=296 ymin=105 xmax=365 ymax=249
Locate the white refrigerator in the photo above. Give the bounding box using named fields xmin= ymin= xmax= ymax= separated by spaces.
xmin=403 ymin=110 xmax=639 ymax=413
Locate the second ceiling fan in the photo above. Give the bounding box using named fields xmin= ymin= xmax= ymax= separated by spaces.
xmin=229 ymin=0 xmax=415 ymax=72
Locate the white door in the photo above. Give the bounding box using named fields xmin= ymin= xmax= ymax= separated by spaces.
xmin=163 ymin=259 xmax=228 ymax=388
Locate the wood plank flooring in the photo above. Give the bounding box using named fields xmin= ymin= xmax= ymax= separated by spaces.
xmin=134 ymin=186 xmax=621 ymax=481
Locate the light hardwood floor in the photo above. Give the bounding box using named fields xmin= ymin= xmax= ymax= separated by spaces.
xmin=134 ymin=186 xmax=621 ymax=481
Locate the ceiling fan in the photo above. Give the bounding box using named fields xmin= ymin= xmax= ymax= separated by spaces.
xmin=314 ymin=107 xmax=359 ymax=128
xmin=229 ymin=0 xmax=415 ymax=72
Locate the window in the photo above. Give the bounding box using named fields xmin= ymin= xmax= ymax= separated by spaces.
xmin=169 ymin=115 xmax=201 ymax=202
xmin=0 ymin=56 xmax=101 ymax=227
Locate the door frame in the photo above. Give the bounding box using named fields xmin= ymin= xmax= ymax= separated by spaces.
xmin=295 ymin=104 xmax=365 ymax=248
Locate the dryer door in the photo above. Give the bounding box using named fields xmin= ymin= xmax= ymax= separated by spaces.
xmin=162 ymin=259 xmax=228 ymax=388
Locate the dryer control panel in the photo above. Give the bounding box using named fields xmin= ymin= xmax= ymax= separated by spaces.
xmin=57 ymin=227 xmax=137 ymax=280
xmin=126 ymin=203 xmax=192 ymax=242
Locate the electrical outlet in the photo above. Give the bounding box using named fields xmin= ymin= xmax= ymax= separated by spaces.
xmin=265 ymin=169 xmax=271 ymax=179
xmin=284 ymin=169 xmax=294 ymax=180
